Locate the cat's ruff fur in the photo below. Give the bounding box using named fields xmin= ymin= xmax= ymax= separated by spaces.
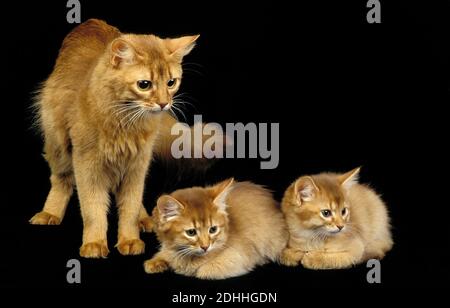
xmin=29 ymin=18 xmax=199 ymax=258
xmin=280 ymin=168 xmax=393 ymax=269
xmin=144 ymin=179 xmax=289 ymax=279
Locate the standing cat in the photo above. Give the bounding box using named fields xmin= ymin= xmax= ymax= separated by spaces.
xmin=280 ymin=168 xmax=393 ymax=269
xmin=144 ymin=179 xmax=288 ymax=279
xmin=29 ymin=19 xmax=199 ymax=258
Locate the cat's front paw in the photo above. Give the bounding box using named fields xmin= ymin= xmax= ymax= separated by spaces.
xmin=116 ymin=238 xmax=145 ymax=255
xmin=279 ymin=248 xmax=305 ymax=267
xmin=80 ymin=240 xmax=109 ymax=258
xmin=144 ymin=258 xmax=169 ymax=274
xmin=301 ymin=252 xmax=324 ymax=269
xmin=139 ymin=217 xmax=154 ymax=233
xmin=29 ymin=211 xmax=61 ymax=225
xmin=301 ymin=251 xmax=334 ymax=270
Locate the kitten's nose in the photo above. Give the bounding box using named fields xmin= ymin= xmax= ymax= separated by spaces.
xmin=337 ymin=225 xmax=344 ymax=231
xmin=200 ymin=245 xmax=209 ymax=252
xmin=157 ymin=102 xmax=168 ymax=110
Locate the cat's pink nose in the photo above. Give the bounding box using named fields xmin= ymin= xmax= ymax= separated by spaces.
xmin=200 ymin=245 xmax=209 ymax=252
xmin=157 ymin=102 xmax=168 ymax=110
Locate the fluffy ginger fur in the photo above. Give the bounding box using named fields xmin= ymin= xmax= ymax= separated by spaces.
xmin=280 ymin=168 xmax=393 ymax=269
xmin=144 ymin=179 xmax=288 ymax=279
xmin=29 ymin=19 xmax=200 ymax=258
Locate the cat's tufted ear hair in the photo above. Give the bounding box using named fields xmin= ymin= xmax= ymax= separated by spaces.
xmin=110 ymin=38 xmax=137 ymax=67
xmin=294 ymin=176 xmax=319 ymax=205
xmin=165 ymin=35 xmax=200 ymax=62
xmin=156 ymin=195 xmax=185 ymax=223
xmin=338 ymin=167 xmax=361 ymax=190
xmin=212 ymin=178 xmax=234 ymax=212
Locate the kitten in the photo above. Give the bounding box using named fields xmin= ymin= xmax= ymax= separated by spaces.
xmin=280 ymin=168 xmax=393 ymax=269
xmin=29 ymin=19 xmax=200 ymax=258
xmin=144 ymin=179 xmax=288 ymax=279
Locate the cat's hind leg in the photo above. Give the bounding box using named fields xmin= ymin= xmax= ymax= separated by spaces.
xmin=30 ymin=138 xmax=74 ymax=225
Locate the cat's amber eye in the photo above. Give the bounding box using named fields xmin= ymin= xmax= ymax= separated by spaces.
xmin=209 ymin=226 xmax=218 ymax=234
xmin=341 ymin=208 xmax=347 ymax=216
xmin=321 ymin=210 xmax=332 ymax=218
xmin=167 ymin=78 xmax=177 ymax=89
xmin=137 ymin=80 xmax=152 ymax=90
xmin=185 ymin=229 xmax=197 ymax=236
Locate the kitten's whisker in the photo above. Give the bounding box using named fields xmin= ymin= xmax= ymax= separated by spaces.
xmin=173 ymin=99 xmax=197 ymax=112
xmin=127 ymin=107 xmax=147 ymax=128
xmin=123 ymin=108 xmax=142 ymax=128
xmin=173 ymin=92 xmax=199 ymax=103
xmin=182 ymin=68 xmax=204 ymax=76
xmin=182 ymin=62 xmax=205 ymax=68
xmin=112 ymin=105 xmax=141 ymax=118
xmin=169 ymin=109 xmax=180 ymax=122
xmin=171 ymin=104 xmax=188 ymax=123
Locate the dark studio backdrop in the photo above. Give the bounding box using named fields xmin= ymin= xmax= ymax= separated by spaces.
xmin=3 ymin=0 xmax=449 ymax=296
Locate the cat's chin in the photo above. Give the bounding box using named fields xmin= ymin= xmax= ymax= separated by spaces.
xmin=193 ymin=250 xmax=209 ymax=257
xmin=326 ymin=230 xmax=343 ymax=236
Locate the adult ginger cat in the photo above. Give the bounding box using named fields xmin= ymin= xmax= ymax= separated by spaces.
xmin=29 ymin=19 xmax=200 ymax=258
xmin=144 ymin=179 xmax=288 ymax=279
xmin=280 ymin=168 xmax=393 ymax=269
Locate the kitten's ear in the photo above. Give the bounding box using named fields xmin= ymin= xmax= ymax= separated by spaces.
xmin=338 ymin=167 xmax=361 ymax=190
xmin=212 ymin=178 xmax=234 ymax=212
xmin=156 ymin=195 xmax=184 ymax=223
xmin=294 ymin=176 xmax=319 ymax=204
xmin=165 ymin=35 xmax=200 ymax=61
xmin=110 ymin=38 xmax=136 ymax=67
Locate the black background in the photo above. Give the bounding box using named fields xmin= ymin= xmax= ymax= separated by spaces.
xmin=3 ymin=0 xmax=449 ymax=296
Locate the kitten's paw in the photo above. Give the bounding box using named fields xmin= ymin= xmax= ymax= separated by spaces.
xmin=302 ymin=251 xmax=356 ymax=269
xmin=139 ymin=217 xmax=154 ymax=233
xmin=29 ymin=211 xmax=61 ymax=225
xmin=301 ymin=252 xmax=326 ymax=269
xmin=279 ymin=248 xmax=305 ymax=267
xmin=116 ymin=238 xmax=145 ymax=255
xmin=80 ymin=240 xmax=109 ymax=258
xmin=144 ymin=258 xmax=168 ymax=274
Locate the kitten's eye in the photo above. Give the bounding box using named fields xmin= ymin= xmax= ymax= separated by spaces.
xmin=185 ymin=229 xmax=197 ymax=237
xmin=137 ymin=80 xmax=152 ymax=90
xmin=167 ymin=78 xmax=177 ymax=88
xmin=321 ymin=210 xmax=332 ymax=218
xmin=209 ymin=226 xmax=218 ymax=234
xmin=341 ymin=208 xmax=347 ymax=216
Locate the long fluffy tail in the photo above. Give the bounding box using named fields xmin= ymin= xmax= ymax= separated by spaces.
xmin=152 ymin=113 xmax=226 ymax=171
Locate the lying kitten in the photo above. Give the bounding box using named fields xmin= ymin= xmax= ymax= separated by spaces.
xmin=144 ymin=179 xmax=288 ymax=279
xmin=280 ymin=168 xmax=393 ymax=269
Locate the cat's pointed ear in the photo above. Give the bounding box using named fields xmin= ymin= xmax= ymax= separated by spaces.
xmin=338 ymin=167 xmax=361 ymax=190
xmin=294 ymin=176 xmax=319 ymax=204
xmin=165 ymin=35 xmax=200 ymax=62
xmin=212 ymin=178 xmax=234 ymax=212
xmin=110 ymin=38 xmax=136 ymax=67
xmin=156 ymin=195 xmax=184 ymax=223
